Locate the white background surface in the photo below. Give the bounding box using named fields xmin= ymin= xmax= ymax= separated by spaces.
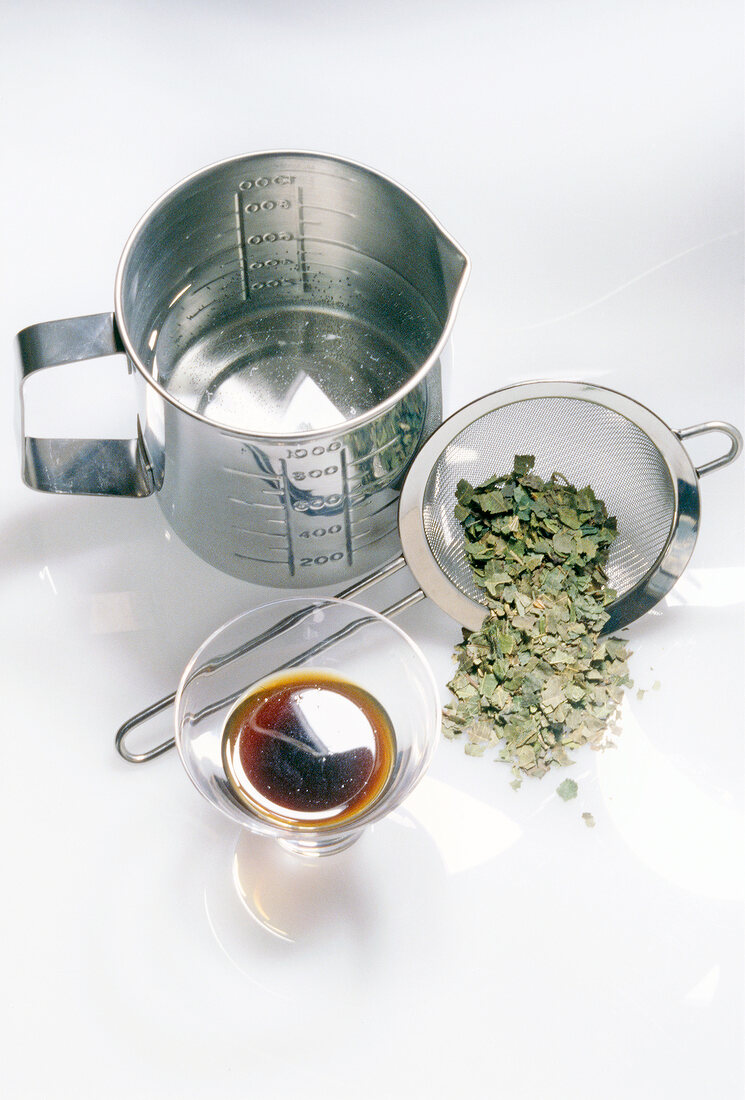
xmin=2 ymin=2 xmax=743 ymax=1097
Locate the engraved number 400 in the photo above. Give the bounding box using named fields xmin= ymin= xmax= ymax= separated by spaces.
xmin=298 ymin=525 xmax=342 ymax=539
xmin=247 ymin=231 xmax=294 ymax=245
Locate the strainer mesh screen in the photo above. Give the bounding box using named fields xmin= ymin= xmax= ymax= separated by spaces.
xmin=422 ymin=397 xmax=676 ymax=605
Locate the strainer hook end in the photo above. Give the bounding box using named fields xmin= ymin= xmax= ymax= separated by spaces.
xmin=677 ymin=421 xmax=743 ymax=477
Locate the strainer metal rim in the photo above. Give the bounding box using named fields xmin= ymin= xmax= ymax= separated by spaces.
xmin=398 ymin=380 xmax=700 ymax=634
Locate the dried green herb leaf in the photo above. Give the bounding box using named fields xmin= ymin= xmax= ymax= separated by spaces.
xmin=557 ymin=778 xmax=578 ymax=801
xmin=455 ymin=479 xmax=474 ymax=506
xmin=444 ymin=455 xmax=632 ymax=784
xmin=464 ymin=742 xmax=487 ymax=757
xmin=552 ymin=532 xmax=575 ymax=556
xmin=516 ymin=744 xmax=537 ymax=771
xmin=558 ymin=506 xmax=581 ymax=529
xmin=478 ymin=489 xmax=511 ymax=514
xmin=513 ymin=455 xmax=535 ymax=477
xmin=582 ymin=812 xmax=596 ymax=827
xmin=480 ymin=671 xmax=498 ymax=698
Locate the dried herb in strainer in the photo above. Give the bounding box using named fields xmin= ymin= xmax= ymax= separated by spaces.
xmin=442 ymin=455 xmax=632 ymax=784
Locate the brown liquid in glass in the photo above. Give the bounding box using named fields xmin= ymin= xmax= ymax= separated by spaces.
xmin=221 ymin=668 xmax=396 ymax=829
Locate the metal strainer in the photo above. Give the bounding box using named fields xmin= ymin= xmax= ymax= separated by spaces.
xmin=399 ymin=380 xmax=741 ymax=635
xmin=117 ymin=380 xmax=742 ymax=763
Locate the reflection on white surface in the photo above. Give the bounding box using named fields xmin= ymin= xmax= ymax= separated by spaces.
xmin=205 ymin=828 xmax=376 ymax=955
xmin=203 ymin=831 xmax=363 ymax=996
xmin=400 ymin=775 xmax=523 ymax=874
xmin=88 ymin=591 xmax=141 ymax=634
xmin=666 ymin=566 xmax=744 ymax=608
xmin=228 ymin=830 xmax=363 ymax=943
xmin=236 ymin=875 xmax=292 ymax=942
xmin=38 ymin=565 xmax=58 ymax=595
xmin=598 ymin=697 xmax=744 ymax=901
xmin=684 ymin=964 xmax=721 ymax=1006
xmin=506 ymin=228 xmax=744 ymax=332
xmin=201 ymin=820 xmax=445 ymax=1000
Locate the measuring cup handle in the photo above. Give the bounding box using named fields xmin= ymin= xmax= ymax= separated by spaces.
xmin=17 ymin=312 xmax=154 ymax=496
xmin=676 ymin=421 xmax=743 ymax=478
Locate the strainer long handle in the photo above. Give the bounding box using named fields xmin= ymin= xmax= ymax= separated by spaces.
xmin=115 ymin=554 xmax=414 ymax=763
xmin=676 ymin=421 xmax=743 ymax=477
xmin=179 ymin=588 xmax=427 ymax=729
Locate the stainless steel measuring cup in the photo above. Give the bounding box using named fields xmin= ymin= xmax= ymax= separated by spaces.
xmin=18 ymin=151 xmax=469 ymax=587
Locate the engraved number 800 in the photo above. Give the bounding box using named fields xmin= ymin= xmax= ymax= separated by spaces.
xmin=292 ymin=466 xmax=339 ymax=480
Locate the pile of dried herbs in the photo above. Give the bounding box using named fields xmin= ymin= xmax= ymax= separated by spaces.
xmin=442 ymin=455 xmax=632 ymax=787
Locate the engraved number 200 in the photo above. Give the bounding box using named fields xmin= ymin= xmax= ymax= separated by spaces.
xmin=300 ymin=552 xmax=344 ymax=566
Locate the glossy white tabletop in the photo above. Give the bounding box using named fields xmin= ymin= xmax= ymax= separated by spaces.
xmin=2 ymin=3 xmax=743 ymax=1097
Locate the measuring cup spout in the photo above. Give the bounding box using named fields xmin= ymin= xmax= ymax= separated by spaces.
xmin=437 ymin=229 xmax=471 ymax=325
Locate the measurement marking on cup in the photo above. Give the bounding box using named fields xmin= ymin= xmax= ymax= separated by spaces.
xmin=298 ymin=260 xmax=362 ymax=279
xmin=229 ymin=495 xmax=285 ymax=507
xmin=223 ymin=467 xmax=282 ymax=484
xmin=349 ymin=526 xmax=399 ymax=552
xmin=302 ymin=236 xmax=368 ymax=257
xmin=228 ymin=497 xmax=286 ymax=512
xmin=190 ymin=269 xmax=240 ymax=298
xmin=231 ymin=525 xmax=288 ymax=541
xmin=358 ymin=435 xmax=404 ymax=461
xmin=340 ymin=449 xmax=354 ymax=566
xmin=296 ymin=185 xmax=311 ymax=294
xmin=301 ymin=204 xmax=356 ymax=219
xmin=234 ymin=552 xmax=290 ymax=565
xmin=279 ymin=459 xmax=296 ymax=577
xmin=349 ymin=496 xmax=399 ymax=524
xmin=234 ymin=191 xmax=250 ymax=301
xmin=185 ymin=303 xmax=213 ymax=322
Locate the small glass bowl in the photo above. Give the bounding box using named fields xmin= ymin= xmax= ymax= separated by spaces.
xmin=174 ymin=597 xmax=440 ymax=856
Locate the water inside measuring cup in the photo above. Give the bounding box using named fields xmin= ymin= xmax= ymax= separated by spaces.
xmin=157 ymin=305 xmax=421 ymax=433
